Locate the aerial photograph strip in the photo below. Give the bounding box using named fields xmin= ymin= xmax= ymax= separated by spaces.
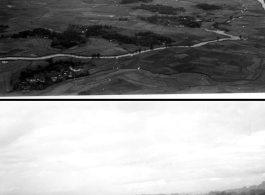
xmin=0 ymin=0 xmax=265 ymax=96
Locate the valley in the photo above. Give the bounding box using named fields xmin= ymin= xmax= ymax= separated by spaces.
xmin=0 ymin=0 xmax=265 ymax=95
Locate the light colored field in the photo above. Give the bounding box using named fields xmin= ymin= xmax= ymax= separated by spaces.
xmin=0 ymin=37 xmax=60 ymax=57
xmin=0 ymin=60 xmax=32 ymax=94
xmin=0 ymin=60 xmax=31 ymax=74
xmin=61 ymin=37 xmax=128 ymax=56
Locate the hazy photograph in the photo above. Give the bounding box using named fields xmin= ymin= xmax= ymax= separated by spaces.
xmin=0 ymin=101 xmax=265 ymax=195
xmin=0 ymin=0 xmax=265 ymax=96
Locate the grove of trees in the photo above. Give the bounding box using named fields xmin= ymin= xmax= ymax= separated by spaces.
xmin=140 ymin=15 xmax=201 ymax=28
xmin=6 ymin=24 xmax=174 ymax=49
xmin=195 ymin=3 xmax=222 ymax=10
xmin=134 ymin=4 xmax=185 ymax=15
xmin=120 ymin=0 xmax=152 ymax=4
xmin=83 ymin=25 xmax=174 ymax=46
xmin=16 ymin=60 xmax=91 ymax=91
xmin=9 ymin=27 xmax=86 ymax=49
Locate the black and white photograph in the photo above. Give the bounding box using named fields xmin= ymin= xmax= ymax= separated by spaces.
xmin=0 ymin=0 xmax=265 ymax=96
xmin=0 ymin=101 xmax=265 ymax=195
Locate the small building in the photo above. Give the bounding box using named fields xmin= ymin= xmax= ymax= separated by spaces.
xmin=57 ymin=73 xmax=64 ymax=80
xmin=34 ymin=74 xmax=46 ymax=83
xmin=50 ymin=71 xmax=58 ymax=82
xmin=68 ymin=72 xmax=73 ymax=78
xmin=21 ymin=84 xmax=30 ymax=93
xmin=26 ymin=78 xmax=37 ymax=84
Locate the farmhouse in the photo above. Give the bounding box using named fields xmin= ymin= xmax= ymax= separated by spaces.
xmin=20 ymin=82 xmax=31 ymax=93
xmin=26 ymin=78 xmax=37 ymax=84
xmin=34 ymin=74 xmax=46 ymax=83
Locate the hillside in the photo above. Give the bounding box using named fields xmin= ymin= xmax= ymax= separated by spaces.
xmin=209 ymin=182 xmax=265 ymax=195
xmin=226 ymin=181 xmax=265 ymax=193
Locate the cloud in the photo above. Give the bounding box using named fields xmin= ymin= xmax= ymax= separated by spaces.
xmin=0 ymin=120 xmax=36 ymax=147
xmin=0 ymin=102 xmax=265 ymax=195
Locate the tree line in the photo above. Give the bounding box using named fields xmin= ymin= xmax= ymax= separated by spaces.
xmin=5 ymin=28 xmax=86 ymax=49
xmin=134 ymin=4 xmax=185 ymax=15
xmin=3 ymin=24 xmax=174 ymax=49
xmin=140 ymin=15 xmax=201 ymax=28
xmin=195 ymin=3 xmax=222 ymax=10
xmin=80 ymin=25 xmax=173 ymax=47
xmin=120 ymin=0 xmax=152 ymax=4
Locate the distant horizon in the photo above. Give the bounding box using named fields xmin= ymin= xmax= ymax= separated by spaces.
xmin=137 ymin=180 xmax=265 ymax=195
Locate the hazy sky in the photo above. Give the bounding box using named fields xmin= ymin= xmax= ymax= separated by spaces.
xmin=0 ymin=102 xmax=265 ymax=195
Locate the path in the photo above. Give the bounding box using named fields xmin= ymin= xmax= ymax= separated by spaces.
xmin=2 ymin=0 xmax=265 ymax=62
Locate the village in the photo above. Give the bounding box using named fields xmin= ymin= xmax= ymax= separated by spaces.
xmin=15 ymin=60 xmax=93 ymax=93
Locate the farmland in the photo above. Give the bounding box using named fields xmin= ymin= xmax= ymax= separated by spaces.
xmin=1 ymin=0 xmax=265 ymax=95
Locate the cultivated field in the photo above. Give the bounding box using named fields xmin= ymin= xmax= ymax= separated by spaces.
xmin=0 ymin=37 xmax=60 ymax=57
xmin=1 ymin=0 xmax=265 ymax=95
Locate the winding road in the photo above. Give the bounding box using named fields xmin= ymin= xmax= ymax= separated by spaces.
xmin=0 ymin=30 xmax=242 ymax=61
xmin=0 ymin=0 xmax=264 ymax=62
xmin=257 ymin=0 xmax=265 ymax=9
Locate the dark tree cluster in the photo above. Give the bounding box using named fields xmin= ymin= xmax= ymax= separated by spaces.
xmin=83 ymin=26 xmax=173 ymax=47
xmin=135 ymin=31 xmax=173 ymax=46
xmin=195 ymin=3 xmax=222 ymax=10
xmin=119 ymin=17 xmax=129 ymax=21
xmin=51 ymin=30 xmax=86 ymax=48
xmin=67 ymin=24 xmax=87 ymax=34
xmin=85 ymin=25 xmax=112 ymax=37
xmin=0 ymin=25 xmax=9 ymax=34
xmin=83 ymin=25 xmax=173 ymax=46
xmin=19 ymin=60 xmax=74 ymax=82
xmin=91 ymin=53 xmax=101 ymax=58
xmin=67 ymin=24 xmax=112 ymax=35
xmin=120 ymin=0 xmax=152 ymax=4
xmin=15 ymin=60 xmax=91 ymax=92
xmin=102 ymin=32 xmax=135 ymax=44
xmin=140 ymin=15 xmax=201 ymax=28
xmin=8 ymin=27 xmax=86 ymax=49
xmin=94 ymin=30 xmax=172 ymax=46
xmin=134 ymin=4 xmax=185 ymax=15
xmin=10 ymin=28 xmax=52 ymax=39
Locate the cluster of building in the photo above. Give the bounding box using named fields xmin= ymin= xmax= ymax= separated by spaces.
xmin=18 ymin=63 xmax=92 ymax=93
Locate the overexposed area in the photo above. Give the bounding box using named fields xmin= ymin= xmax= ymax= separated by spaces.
xmin=0 ymin=102 xmax=265 ymax=195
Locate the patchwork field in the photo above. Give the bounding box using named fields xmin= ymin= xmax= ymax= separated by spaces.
xmin=5 ymin=38 xmax=265 ymax=96
xmin=1 ymin=0 xmax=265 ymax=95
